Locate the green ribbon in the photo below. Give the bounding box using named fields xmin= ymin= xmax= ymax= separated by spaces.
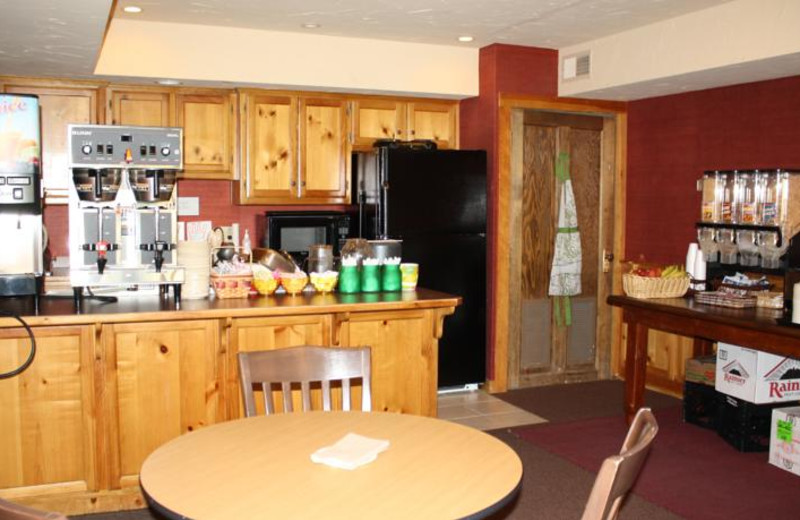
xmin=553 ymin=151 xmax=573 ymax=328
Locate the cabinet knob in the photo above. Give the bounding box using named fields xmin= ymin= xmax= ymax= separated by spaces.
xmin=301 ymin=181 xmax=306 ymax=187
xmin=291 ymin=180 xmax=297 ymax=187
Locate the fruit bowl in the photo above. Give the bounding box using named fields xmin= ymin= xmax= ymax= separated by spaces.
xmin=310 ymin=271 xmax=339 ymax=293
xmin=280 ymin=273 xmax=309 ymax=295
xmin=253 ymin=276 xmax=279 ymax=295
xmin=623 ymin=273 xmax=690 ymax=299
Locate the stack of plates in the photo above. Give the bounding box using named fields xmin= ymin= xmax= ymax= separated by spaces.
xmin=178 ymin=240 xmax=211 ymax=300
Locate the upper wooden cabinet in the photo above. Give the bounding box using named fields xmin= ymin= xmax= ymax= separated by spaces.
xmin=107 ymin=86 xmax=236 ymax=180
xmin=3 ymin=80 xmax=102 ymax=199
xmin=351 ymin=98 xmax=458 ymax=151
xmin=175 ymin=92 xmax=237 ymax=179
xmin=237 ymin=91 xmax=350 ymax=205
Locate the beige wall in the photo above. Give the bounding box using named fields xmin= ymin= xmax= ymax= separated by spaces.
xmin=96 ymin=19 xmax=479 ymax=98
xmin=558 ymin=0 xmax=800 ymax=99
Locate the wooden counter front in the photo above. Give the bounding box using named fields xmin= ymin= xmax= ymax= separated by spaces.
xmin=0 ymin=289 xmax=459 ymax=515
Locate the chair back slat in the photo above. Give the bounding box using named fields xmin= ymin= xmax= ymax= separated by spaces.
xmin=0 ymin=498 xmax=68 ymax=520
xmin=238 ymin=346 xmax=372 ymax=416
xmin=581 ymin=407 xmax=659 ymax=520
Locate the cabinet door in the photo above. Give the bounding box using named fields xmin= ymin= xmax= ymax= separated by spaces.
xmin=4 ymin=84 xmax=99 ymax=198
xmin=0 ymin=326 xmax=97 ymax=496
xmin=105 ymin=320 xmax=222 ymax=489
xmin=108 ymin=89 xmax=171 ymax=126
xmin=239 ymin=93 xmax=297 ymax=202
xmin=175 ymin=91 xmax=236 ymax=180
xmin=407 ymin=101 xmax=458 ymax=149
xmin=228 ymin=315 xmax=329 ymax=416
xmin=351 ymin=98 xmax=406 ymax=151
xmin=339 ymin=310 xmax=437 ymax=417
xmin=299 ymin=97 xmax=350 ymax=203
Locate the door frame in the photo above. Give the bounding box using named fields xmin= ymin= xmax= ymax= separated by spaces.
xmin=491 ymin=94 xmax=627 ymax=391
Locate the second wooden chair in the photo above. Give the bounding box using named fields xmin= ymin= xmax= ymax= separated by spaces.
xmin=237 ymin=345 xmax=372 ymax=416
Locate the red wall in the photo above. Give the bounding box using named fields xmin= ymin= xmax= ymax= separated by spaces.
xmin=626 ymin=75 xmax=800 ymax=264
xmin=460 ymin=44 xmax=558 ymax=379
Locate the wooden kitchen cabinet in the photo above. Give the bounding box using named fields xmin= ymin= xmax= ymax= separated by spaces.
xmin=0 ymin=325 xmax=98 ymax=500
xmin=351 ymin=97 xmax=459 ymax=151
xmin=236 ymin=91 xmax=350 ymax=205
xmin=174 ymin=91 xmax=237 ymax=179
xmin=102 ymin=320 xmax=223 ymax=490
xmin=3 ymin=80 xmax=102 ymax=199
xmin=338 ymin=309 xmax=439 ymax=417
xmin=107 ymin=87 xmax=172 ymax=127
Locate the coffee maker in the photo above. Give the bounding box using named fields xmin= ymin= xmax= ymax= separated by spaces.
xmin=67 ymin=125 xmax=184 ymax=304
xmin=0 ymin=94 xmax=44 ymax=301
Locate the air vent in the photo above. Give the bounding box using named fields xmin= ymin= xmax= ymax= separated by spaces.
xmin=562 ymin=52 xmax=591 ymax=80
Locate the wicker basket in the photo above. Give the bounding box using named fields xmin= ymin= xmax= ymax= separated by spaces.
xmin=622 ymin=274 xmax=690 ymax=299
xmin=210 ymin=273 xmax=253 ymax=299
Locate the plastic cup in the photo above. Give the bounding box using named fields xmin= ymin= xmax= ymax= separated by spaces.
xmin=400 ymin=263 xmax=418 ymax=291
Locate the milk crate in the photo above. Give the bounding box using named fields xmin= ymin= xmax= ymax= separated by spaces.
xmin=683 ymin=381 xmax=718 ymax=430
xmin=716 ymin=393 xmax=790 ymax=452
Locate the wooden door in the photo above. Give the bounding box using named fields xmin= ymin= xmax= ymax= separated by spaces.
xmin=228 ymin=315 xmax=329 ymax=416
xmin=108 ymin=89 xmax=171 ymax=126
xmin=4 ymin=84 xmax=99 ymax=198
xmin=0 ymin=326 xmax=97 ymax=497
xmin=299 ymin=97 xmax=350 ymax=203
xmin=517 ymin=111 xmax=611 ymax=386
xmin=351 ymin=98 xmax=406 ymax=150
xmin=339 ymin=310 xmax=437 ymax=417
xmin=407 ymin=101 xmax=458 ymax=149
xmin=239 ymin=93 xmax=296 ymax=202
xmin=175 ymin=91 xmax=236 ymax=179
xmin=104 ymin=320 xmax=222 ymax=489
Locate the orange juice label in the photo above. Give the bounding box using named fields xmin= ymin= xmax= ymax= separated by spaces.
xmin=701 ymin=203 xmax=716 ymax=222
xmin=741 ymin=203 xmax=757 ymax=223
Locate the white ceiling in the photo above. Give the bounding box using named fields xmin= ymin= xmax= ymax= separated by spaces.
xmin=5 ymin=0 xmax=796 ymax=101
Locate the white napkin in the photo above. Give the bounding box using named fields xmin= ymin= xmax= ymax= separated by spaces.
xmin=310 ymin=433 xmax=390 ymax=470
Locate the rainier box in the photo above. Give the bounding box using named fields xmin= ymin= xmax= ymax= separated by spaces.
xmin=769 ymin=407 xmax=800 ymax=477
xmin=715 ymin=343 xmax=800 ymax=404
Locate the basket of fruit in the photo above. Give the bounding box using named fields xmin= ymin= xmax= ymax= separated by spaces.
xmin=622 ymin=263 xmax=690 ymax=299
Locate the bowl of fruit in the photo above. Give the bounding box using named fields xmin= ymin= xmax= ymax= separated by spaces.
xmin=310 ymin=271 xmax=339 ymax=293
xmin=622 ymin=263 xmax=690 ymax=299
xmin=279 ymin=271 xmax=309 ymax=295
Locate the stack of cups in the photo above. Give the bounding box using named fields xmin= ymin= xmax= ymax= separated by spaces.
xmin=178 ymin=240 xmax=211 ymax=300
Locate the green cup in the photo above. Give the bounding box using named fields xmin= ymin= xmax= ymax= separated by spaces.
xmin=361 ymin=264 xmax=381 ymax=293
xmin=338 ymin=265 xmax=360 ymax=293
xmin=381 ymin=264 xmax=402 ymax=291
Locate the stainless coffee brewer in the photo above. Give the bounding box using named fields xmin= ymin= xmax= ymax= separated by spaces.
xmin=0 ymin=94 xmax=44 ymax=302
xmin=67 ymin=125 xmax=184 ymax=304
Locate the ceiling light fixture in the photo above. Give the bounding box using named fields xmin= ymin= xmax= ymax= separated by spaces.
xmin=123 ymin=6 xmax=143 ymax=14
xmin=458 ymin=36 xmax=474 ymax=43
xmin=157 ymin=79 xmax=181 ymax=86
xmin=302 ymin=23 xmax=320 ymax=29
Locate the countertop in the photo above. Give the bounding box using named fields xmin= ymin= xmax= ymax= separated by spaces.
xmin=0 ymin=288 xmax=461 ymax=327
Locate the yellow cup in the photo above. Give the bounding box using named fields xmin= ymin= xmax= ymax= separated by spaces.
xmin=400 ymin=263 xmax=419 ymax=291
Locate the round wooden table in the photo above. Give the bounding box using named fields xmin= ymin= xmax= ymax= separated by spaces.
xmin=139 ymin=411 xmax=523 ymax=519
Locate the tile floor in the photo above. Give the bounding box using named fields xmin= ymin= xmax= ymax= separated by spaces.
xmin=437 ymin=389 xmax=547 ymax=430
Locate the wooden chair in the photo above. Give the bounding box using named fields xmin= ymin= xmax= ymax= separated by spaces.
xmin=237 ymin=346 xmax=372 ymax=416
xmin=581 ymin=407 xmax=659 ymax=520
xmin=0 ymin=498 xmax=67 ymax=520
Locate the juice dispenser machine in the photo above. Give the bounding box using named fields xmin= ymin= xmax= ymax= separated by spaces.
xmin=0 ymin=94 xmax=44 ymax=300
xmin=67 ymin=125 xmax=184 ymax=304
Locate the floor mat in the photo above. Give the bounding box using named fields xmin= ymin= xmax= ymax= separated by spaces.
xmin=512 ymin=406 xmax=800 ymax=520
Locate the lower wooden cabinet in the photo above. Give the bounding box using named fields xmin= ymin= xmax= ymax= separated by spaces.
xmin=0 ymin=303 xmax=453 ymax=515
xmin=103 ymin=320 xmax=224 ymax=489
xmin=0 ymin=326 xmax=97 ymax=501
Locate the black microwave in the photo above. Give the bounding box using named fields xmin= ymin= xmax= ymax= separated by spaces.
xmin=257 ymin=211 xmax=353 ymax=264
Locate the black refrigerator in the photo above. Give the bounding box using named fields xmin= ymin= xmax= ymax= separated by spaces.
xmin=354 ymin=143 xmax=487 ymax=389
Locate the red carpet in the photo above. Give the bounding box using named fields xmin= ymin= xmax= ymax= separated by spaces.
xmin=514 ymin=406 xmax=800 ymax=520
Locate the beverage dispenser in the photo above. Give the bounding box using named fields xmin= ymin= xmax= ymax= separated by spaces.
xmin=67 ymin=125 xmax=184 ymax=304
xmin=0 ymin=94 xmax=44 ymax=300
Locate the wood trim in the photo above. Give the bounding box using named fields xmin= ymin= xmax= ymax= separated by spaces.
xmin=493 ymin=94 xmax=627 ymax=393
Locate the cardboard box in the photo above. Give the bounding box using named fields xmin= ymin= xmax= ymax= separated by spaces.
xmin=686 ymin=355 xmax=716 ymax=386
xmin=715 ymin=343 xmax=800 ymax=404
xmin=769 ymin=407 xmax=800 ymax=477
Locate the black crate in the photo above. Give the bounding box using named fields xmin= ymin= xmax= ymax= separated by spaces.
xmin=683 ymin=381 xmax=718 ymax=430
xmin=715 ymin=393 xmax=787 ymax=452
